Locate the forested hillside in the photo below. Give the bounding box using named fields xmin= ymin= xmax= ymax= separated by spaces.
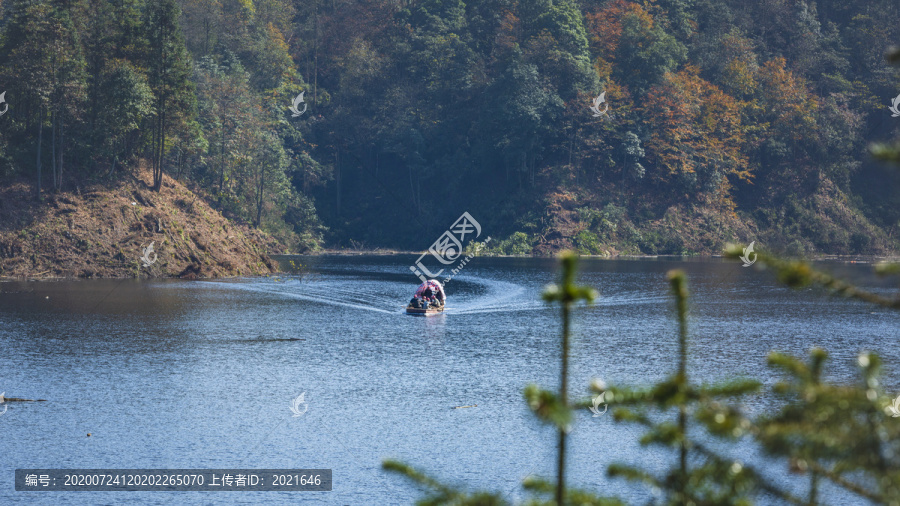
xmin=1 ymin=0 xmax=899 ymax=257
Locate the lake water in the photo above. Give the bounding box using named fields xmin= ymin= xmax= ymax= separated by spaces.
xmin=1 ymin=255 xmax=898 ymax=504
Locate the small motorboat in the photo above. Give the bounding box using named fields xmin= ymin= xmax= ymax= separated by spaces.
xmin=406 ymin=279 xmax=446 ymax=316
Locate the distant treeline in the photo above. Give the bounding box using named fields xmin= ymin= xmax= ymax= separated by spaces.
xmin=0 ymin=0 xmax=899 ymax=253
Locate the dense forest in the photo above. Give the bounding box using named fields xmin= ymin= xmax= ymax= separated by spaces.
xmin=1 ymin=0 xmax=899 ymax=256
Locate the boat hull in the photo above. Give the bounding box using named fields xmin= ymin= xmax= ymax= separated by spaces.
xmin=405 ymin=307 xmax=444 ymax=316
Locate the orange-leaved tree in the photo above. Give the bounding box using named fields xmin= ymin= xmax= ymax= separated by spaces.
xmin=643 ymin=66 xmax=751 ymax=208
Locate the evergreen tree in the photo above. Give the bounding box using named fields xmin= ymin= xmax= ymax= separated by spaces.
xmin=144 ymin=0 xmax=195 ymax=191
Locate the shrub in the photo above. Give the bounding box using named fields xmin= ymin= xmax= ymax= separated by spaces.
xmin=574 ymin=230 xmax=602 ymax=254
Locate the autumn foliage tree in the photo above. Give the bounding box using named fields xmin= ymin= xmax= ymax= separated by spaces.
xmin=644 ymin=66 xmax=751 ymax=208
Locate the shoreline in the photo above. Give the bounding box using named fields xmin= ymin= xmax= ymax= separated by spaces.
xmin=277 ymin=251 xmax=900 ymax=262
xmin=4 ymin=251 xmax=897 ymax=282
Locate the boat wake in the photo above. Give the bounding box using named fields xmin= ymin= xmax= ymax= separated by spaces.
xmin=197 ymin=278 xmax=397 ymax=314
xmin=446 ymin=279 xmax=668 ymax=315
xmin=188 ymin=273 xmax=669 ymax=316
xmin=446 ymin=278 xmax=546 ymax=316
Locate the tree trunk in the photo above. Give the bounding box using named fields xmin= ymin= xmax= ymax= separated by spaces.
xmin=303 ymin=161 xmax=309 ymax=194
xmin=153 ymin=109 xmax=159 ymax=188
xmin=219 ymin=123 xmax=226 ymax=194
xmin=58 ymin=114 xmax=64 ymax=191
xmin=204 ymin=18 xmax=210 ymax=56
xmin=174 ymin=146 xmax=182 ymax=179
xmin=152 ymin=102 xmax=160 ymax=186
xmin=531 ymin=153 xmax=535 ymax=187
xmin=256 ymin=162 xmax=266 ymax=227
xmin=155 ymin=106 xmax=165 ymax=191
xmin=335 ymin=146 xmax=342 ymax=215
xmin=35 ymin=108 xmax=43 ymax=199
xmin=153 ymin=111 xmax=159 ymax=187
xmin=313 ymin=0 xmax=319 ymax=107
xmin=556 ymin=301 xmax=570 ymax=506
xmin=521 ymin=152 xmax=526 ymax=189
xmin=409 ymin=165 xmax=416 ymax=214
xmin=51 ymin=109 xmax=57 ymax=190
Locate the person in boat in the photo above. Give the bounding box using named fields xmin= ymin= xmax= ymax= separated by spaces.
xmin=412 ymin=279 xmax=445 ymax=308
xmin=432 ymin=281 xmax=446 ymax=305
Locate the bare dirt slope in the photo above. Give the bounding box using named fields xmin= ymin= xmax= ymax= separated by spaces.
xmin=0 ymin=168 xmax=281 ymax=278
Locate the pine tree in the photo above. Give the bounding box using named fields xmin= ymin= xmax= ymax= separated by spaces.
xmin=144 ymin=0 xmax=195 ymax=191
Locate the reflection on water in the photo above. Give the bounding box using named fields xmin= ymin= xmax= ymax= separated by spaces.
xmin=0 ymin=256 xmax=897 ymax=504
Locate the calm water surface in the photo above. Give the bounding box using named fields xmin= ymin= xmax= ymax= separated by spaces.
xmin=1 ymin=256 xmax=898 ymax=505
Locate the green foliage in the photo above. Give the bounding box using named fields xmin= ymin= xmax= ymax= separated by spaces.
xmin=529 ymin=0 xmax=597 ymax=97
xmin=387 ymin=249 xmax=900 ymax=504
xmin=614 ymin=8 xmax=687 ymax=93
xmin=520 ymin=477 xmax=625 ymax=506
xmin=724 ymin=243 xmax=900 ymax=308
xmin=524 ymin=383 xmax=572 ymax=431
xmin=756 ymin=350 xmax=900 ymax=503
xmin=0 ymin=0 xmax=323 ymax=249
xmin=636 ymin=229 xmax=685 ymax=255
xmin=602 ymin=270 xmax=781 ymax=505
xmin=2 ymin=0 xmax=898 ymax=253
xmin=480 ymin=51 xmax=563 ymax=182
xmin=573 ymin=230 xmax=601 ymax=254
xmin=534 ymin=0 xmax=591 ymax=66
xmin=575 ymin=204 xmax=632 ymax=254
xmin=387 ymin=253 xmax=601 ymax=505
xmin=871 ymin=45 xmax=900 ymax=167
xmin=488 ymin=232 xmax=534 ymax=256
xmin=144 ymin=0 xmax=196 ymax=190
xmin=93 ymin=59 xmax=154 ymax=164
xmin=383 ymin=460 xmax=509 ymax=506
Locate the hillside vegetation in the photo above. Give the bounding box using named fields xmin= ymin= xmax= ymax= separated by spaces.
xmin=1 ymin=0 xmax=899 ymax=261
